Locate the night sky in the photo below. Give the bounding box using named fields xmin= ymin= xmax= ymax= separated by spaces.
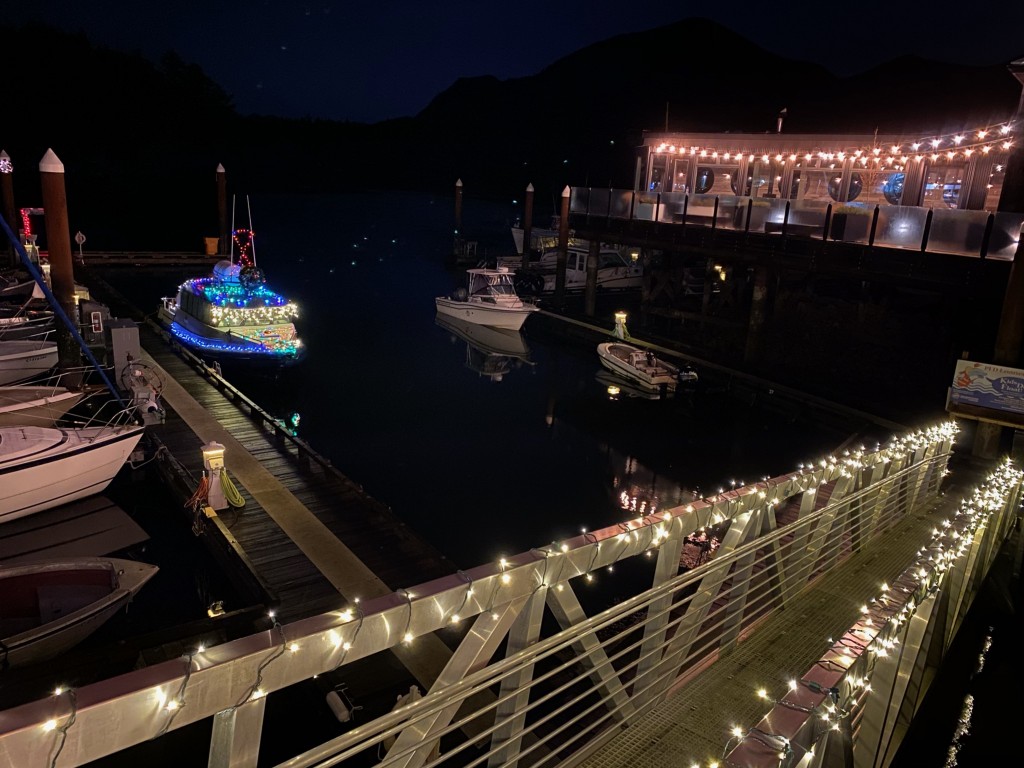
xmin=10 ymin=1 xmax=1024 ymax=123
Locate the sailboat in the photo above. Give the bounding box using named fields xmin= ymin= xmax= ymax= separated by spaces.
xmin=157 ymin=196 xmax=304 ymax=365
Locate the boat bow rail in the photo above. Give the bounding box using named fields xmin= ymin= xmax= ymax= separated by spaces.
xmin=1 ymin=424 xmax=1005 ymax=768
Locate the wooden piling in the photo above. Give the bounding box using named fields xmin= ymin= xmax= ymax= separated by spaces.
xmin=744 ymin=266 xmax=768 ymax=362
xmin=216 ymin=163 xmax=227 ymax=256
xmin=584 ymin=238 xmax=599 ymax=317
xmin=555 ymin=186 xmax=570 ymax=302
xmin=454 ymin=178 xmax=463 ymax=235
xmin=521 ymin=183 xmax=534 ymax=271
xmin=39 ymin=149 xmax=78 ymax=368
xmin=0 ymin=151 xmax=15 ymax=263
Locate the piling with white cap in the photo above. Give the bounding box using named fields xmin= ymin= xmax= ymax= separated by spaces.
xmin=216 ymin=163 xmax=227 ymax=255
xmin=39 ymin=148 xmax=78 ymax=368
xmin=555 ymin=185 xmax=571 ymax=302
xmin=520 ymin=182 xmax=534 ymax=271
xmin=0 ymin=151 xmax=15 ymax=263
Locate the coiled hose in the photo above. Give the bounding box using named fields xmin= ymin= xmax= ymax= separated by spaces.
xmin=220 ymin=469 xmax=246 ymax=509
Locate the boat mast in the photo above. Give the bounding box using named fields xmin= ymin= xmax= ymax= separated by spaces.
xmin=229 ymin=195 xmax=237 ymax=266
xmin=246 ymin=195 xmax=257 ymax=267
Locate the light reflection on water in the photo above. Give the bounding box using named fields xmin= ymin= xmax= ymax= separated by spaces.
xmin=102 ymin=191 xmax=848 ymax=570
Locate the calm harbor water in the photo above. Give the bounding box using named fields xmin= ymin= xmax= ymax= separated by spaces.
xmin=79 ymin=191 xmax=1015 ymax=764
xmin=99 ymin=191 xmax=852 ymax=568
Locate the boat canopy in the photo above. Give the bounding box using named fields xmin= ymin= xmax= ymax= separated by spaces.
xmin=468 ymin=269 xmax=518 ymax=300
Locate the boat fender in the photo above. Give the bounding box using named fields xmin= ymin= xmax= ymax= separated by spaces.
xmin=325 ymin=690 xmax=352 ymax=722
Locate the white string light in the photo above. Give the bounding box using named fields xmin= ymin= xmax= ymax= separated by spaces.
xmin=46 ymin=687 xmax=77 ymax=768
xmin=233 ymin=611 xmax=287 ymax=708
xmin=653 ymin=120 xmax=1015 ymax=169
xmin=725 ymin=448 xmax=1019 ymax=766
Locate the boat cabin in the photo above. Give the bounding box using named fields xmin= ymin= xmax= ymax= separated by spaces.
xmin=467 ymin=268 xmax=520 ymax=304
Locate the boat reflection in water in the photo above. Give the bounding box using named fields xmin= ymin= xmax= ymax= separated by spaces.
xmin=434 ymin=314 xmax=533 ymax=382
xmin=596 ymin=370 xmax=666 ymax=400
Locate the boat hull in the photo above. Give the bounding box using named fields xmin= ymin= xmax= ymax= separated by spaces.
xmin=540 ymin=269 xmax=643 ymax=293
xmin=435 ymin=297 xmax=537 ymax=331
xmin=0 ymin=341 xmax=59 ymax=385
xmin=0 ymin=425 xmax=145 ymax=524
xmin=0 ymin=387 xmax=86 ymax=427
xmin=158 ymin=306 xmax=304 ymax=367
xmin=597 ymin=342 xmax=678 ymax=391
xmin=0 ymin=557 xmax=158 ymax=667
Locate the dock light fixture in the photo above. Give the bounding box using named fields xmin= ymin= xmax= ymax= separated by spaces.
xmin=612 ymin=311 xmax=629 ymax=340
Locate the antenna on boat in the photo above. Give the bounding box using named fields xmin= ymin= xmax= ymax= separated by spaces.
xmin=246 ymin=195 xmax=257 ymax=267
xmin=229 ymin=195 xmax=237 ymax=265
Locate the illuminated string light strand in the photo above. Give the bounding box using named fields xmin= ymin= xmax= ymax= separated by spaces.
xmin=154 ymin=650 xmax=197 ymax=737
xmin=331 ymin=603 xmax=365 ymax=669
xmin=453 ymin=570 xmax=474 ymax=621
xmin=653 ymin=120 xmax=1015 ymax=168
xmin=234 ymin=612 xmax=287 ymax=707
xmin=725 ymin=450 xmax=1020 ymax=767
xmin=399 ymin=589 xmax=414 ymax=643
xmin=47 ymin=687 xmax=77 ymax=768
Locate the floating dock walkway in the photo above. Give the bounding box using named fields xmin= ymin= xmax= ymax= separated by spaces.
xmin=137 ymin=321 xmax=457 ymax=622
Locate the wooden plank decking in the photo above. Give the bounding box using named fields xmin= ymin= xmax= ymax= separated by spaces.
xmin=138 ymin=323 xmax=456 ymax=623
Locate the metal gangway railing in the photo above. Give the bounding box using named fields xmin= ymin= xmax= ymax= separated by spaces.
xmin=0 ymin=424 xmax=974 ymax=768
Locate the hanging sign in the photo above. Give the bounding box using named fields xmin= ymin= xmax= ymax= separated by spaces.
xmin=949 ymin=360 xmax=1024 ymax=417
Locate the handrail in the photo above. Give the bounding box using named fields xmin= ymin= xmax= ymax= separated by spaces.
xmin=0 ymin=423 xmax=957 ymax=768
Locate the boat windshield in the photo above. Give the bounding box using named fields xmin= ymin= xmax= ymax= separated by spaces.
xmin=469 ymin=273 xmax=517 ymax=298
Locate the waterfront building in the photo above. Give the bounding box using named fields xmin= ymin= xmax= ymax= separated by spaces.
xmin=634 ymin=126 xmax=1014 ymax=211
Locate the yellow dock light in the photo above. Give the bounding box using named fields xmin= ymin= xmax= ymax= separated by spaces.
xmin=613 ymin=311 xmax=629 ymax=340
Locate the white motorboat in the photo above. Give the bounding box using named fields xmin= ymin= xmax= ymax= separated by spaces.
xmin=0 ymin=340 xmax=59 ymax=385
xmin=597 ymin=342 xmax=697 ymax=393
xmin=0 ymin=417 xmax=145 ymax=524
xmin=435 ymin=267 xmax=539 ymax=331
xmin=0 ymin=557 xmax=158 ymax=668
xmin=0 ymin=385 xmax=87 ymax=427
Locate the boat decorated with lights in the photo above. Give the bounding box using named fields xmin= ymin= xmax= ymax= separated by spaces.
xmin=158 ymin=213 xmax=303 ymax=365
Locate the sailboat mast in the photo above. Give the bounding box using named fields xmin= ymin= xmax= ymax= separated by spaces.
xmin=247 ymin=195 xmax=257 ymax=267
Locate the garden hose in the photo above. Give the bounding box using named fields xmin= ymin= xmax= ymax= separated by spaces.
xmin=220 ymin=469 xmax=246 ymax=509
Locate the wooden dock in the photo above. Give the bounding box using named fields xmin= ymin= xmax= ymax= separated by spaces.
xmin=136 ymin=322 xmax=457 ymax=623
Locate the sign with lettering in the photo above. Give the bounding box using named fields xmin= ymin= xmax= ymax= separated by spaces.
xmin=949 ymin=360 xmax=1024 ymax=416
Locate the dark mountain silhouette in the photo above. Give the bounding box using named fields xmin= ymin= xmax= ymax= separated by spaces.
xmin=0 ymin=19 xmax=1018 ymax=249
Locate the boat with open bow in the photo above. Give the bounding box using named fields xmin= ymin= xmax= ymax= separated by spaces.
xmin=0 ymin=557 xmax=158 ymax=668
xmin=596 ymin=342 xmax=697 ymax=394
